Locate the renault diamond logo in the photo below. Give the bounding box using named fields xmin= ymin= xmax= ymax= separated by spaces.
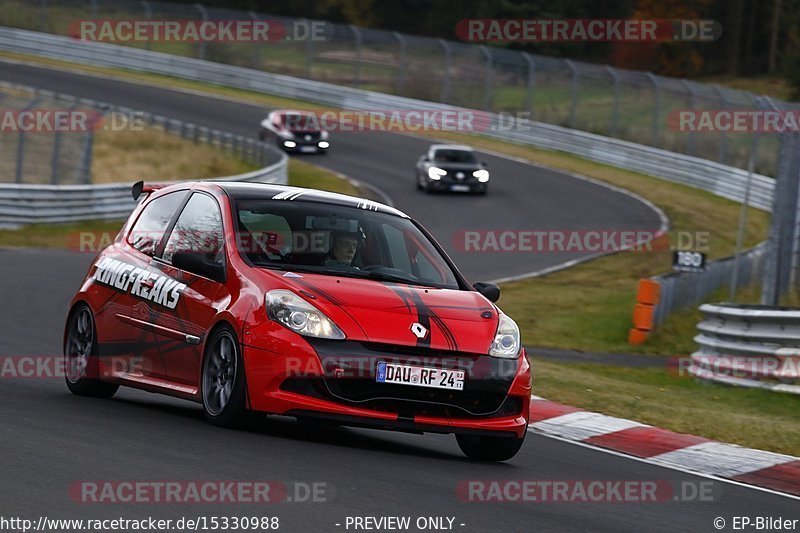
xmin=410 ymin=322 xmax=428 ymax=339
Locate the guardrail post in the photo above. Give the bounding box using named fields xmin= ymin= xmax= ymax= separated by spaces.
xmin=522 ymin=53 xmax=535 ymax=120
xmin=50 ymin=104 xmax=78 ymax=185
xmin=350 ymin=25 xmax=362 ymax=88
xmin=607 ymin=66 xmax=620 ymax=138
xmin=565 ymin=60 xmax=578 ymax=129
xmin=15 ymin=97 xmax=41 ymax=184
xmin=393 ymin=31 xmax=406 ymax=94
xmin=438 ymin=39 xmax=451 ymax=104
xmin=77 ymin=128 xmax=95 ymax=185
xmin=39 ymin=0 xmax=48 ymax=33
xmin=303 ymin=18 xmax=314 ymax=78
xmin=141 ymin=1 xmax=153 ymax=51
xmin=646 ymin=73 xmax=661 ymax=147
xmin=248 ymin=11 xmax=261 ymax=69
xmin=480 ymin=46 xmax=494 ymax=111
xmin=715 ymin=86 xmax=729 ymax=165
xmin=762 ymin=111 xmax=800 ymax=304
xmin=730 ymin=105 xmax=762 ymax=301
xmin=682 ymin=80 xmax=697 ymax=156
xmin=194 ymin=3 xmax=208 ymax=60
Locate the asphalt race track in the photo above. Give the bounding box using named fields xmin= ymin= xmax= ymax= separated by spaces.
xmin=0 ymin=61 xmax=796 ymax=531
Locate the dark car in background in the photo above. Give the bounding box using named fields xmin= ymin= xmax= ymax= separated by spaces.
xmin=415 ymin=144 xmax=489 ymax=194
xmin=259 ymin=110 xmax=330 ymax=154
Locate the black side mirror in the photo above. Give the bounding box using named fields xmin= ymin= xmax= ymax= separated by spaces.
xmin=172 ymin=251 xmax=226 ymax=282
xmin=473 ymin=282 xmax=500 ymax=302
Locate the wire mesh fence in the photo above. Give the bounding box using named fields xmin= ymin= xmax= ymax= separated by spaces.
xmin=0 ymin=0 xmax=788 ymax=176
xmin=0 ymin=82 xmax=284 ymax=186
xmin=0 ymin=85 xmax=93 ymax=184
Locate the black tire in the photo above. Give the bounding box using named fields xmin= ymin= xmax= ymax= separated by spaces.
xmin=201 ymin=325 xmax=248 ymax=427
xmin=64 ymin=304 xmax=119 ymax=398
xmin=456 ymin=432 xmax=525 ymax=462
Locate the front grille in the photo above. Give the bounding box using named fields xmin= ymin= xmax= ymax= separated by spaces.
xmin=286 ymin=340 xmax=520 ymax=418
xmin=280 ymin=377 xmax=521 ymax=419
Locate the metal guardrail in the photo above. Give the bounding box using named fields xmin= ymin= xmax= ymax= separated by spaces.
xmin=652 ymin=243 xmax=769 ymax=326
xmin=0 ymin=27 xmax=777 ymax=212
xmin=0 ymin=81 xmax=287 ymax=228
xmin=691 ymin=303 xmax=800 ymax=394
xmin=0 ymin=162 xmax=286 ymax=228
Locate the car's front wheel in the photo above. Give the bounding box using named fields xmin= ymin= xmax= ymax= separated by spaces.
xmin=456 ymin=432 xmax=525 ymax=462
xmin=64 ymin=304 xmax=119 ymax=398
xmin=201 ymin=325 xmax=248 ymax=427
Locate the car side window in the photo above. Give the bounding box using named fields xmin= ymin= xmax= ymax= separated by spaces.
xmin=162 ymin=193 xmax=224 ymax=266
xmin=127 ymin=191 xmax=187 ymax=256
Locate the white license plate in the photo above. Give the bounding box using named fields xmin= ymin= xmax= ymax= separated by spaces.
xmin=376 ymin=362 xmax=464 ymax=390
xmin=299 ymin=145 xmax=317 ymax=153
xmin=450 ymin=184 xmax=471 ymax=192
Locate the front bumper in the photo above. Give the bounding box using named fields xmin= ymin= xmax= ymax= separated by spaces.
xmin=281 ymin=141 xmax=329 ymax=154
xmin=426 ymin=177 xmax=487 ymax=193
xmin=242 ymin=323 xmax=530 ymax=438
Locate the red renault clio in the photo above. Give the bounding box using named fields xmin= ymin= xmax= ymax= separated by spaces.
xmin=64 ymin=181 xmax=531 ymax=460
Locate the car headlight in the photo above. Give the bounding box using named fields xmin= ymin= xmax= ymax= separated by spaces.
xmin=266 ymin=289 xmax=345 ymax=340
xmin=318 ymin=141 xmax=330 ymax=148
xmin=428 ymin=166 xmax=447 ymax=180
xmin=488 ymin=313 xmax=520 ymax=358
xmin=473 ymin=169 xmax=490 ymax=182
xmin=283 ymin=140 xmax=297 ymax=148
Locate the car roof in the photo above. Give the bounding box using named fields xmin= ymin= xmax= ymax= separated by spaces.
xmin=201 ymin=181 xmax=409 ymax=218
xmin=429 ymin=144 xmax=474 ymax=152
xmin=273 ymin=109 xmax=314 ymax=116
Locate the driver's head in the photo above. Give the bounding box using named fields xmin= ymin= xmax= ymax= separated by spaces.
xmin=330 ymin=231 xmax=359 ymax=265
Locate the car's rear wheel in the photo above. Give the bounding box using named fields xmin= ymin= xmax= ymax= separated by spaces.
xmin=201 ymin=326 xmax=248 ymax=427
xmin=456 ymin=432 xmax=525 ymax=462
xmin=64 ymin=304 xmax=118 ymax=398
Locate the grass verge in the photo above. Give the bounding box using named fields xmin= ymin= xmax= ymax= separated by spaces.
xmin=92 ymin=127 xmax=256 ymax=183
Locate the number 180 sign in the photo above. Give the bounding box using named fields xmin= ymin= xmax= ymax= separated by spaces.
xmin=672 ymin=250 xmax=706 ymax=272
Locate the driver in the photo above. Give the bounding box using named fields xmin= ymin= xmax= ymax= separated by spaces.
xmin=325 ymin=231 xmax=360 ymax=267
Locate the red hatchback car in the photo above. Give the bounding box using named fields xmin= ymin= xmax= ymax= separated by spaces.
xmin=64 ymin=181 xmax=531 ymax=460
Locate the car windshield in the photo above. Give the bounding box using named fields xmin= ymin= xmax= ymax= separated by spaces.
xmin=233 ymin=199 xmax=460 ymax=289
xmin=433 ymin=149 xmax=476 ymax=164
xmin=283 ymin=113 xmax=320 ymax=132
